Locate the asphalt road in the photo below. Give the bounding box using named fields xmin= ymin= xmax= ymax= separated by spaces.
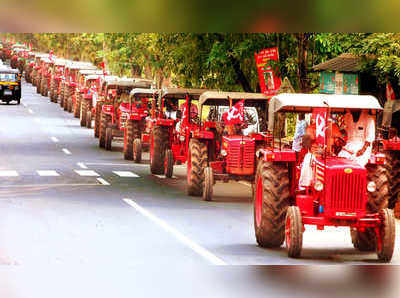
xmin=0 ymin=80 xmax=399 ymax=297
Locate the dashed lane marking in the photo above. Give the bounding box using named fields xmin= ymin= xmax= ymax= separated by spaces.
xmin=51 ymin=137 xmax=59 ymax=143
xmin=0 ymin=170 xmax=19 ymax=177
xmin=28 ymin=108 xmax=34 ymax=114
xmin=113 ymin=171 xmax=140 ymax=178
xmin=77 ymin=162 xmax=88 ymax=169
xmin=84 ymin=162 xmax=140 ymax=167
xmin=123 ymin=198 xmax=227 ymax=265
xmin=74 ymin=170 xmax=100 ymax=177
xmin=62 ymin=148 xmax=72 ymax=155
xmin=97 ymin=178 xmax=111 ymax=185
xmin=36 ymin=170 xmax=60 ymax=177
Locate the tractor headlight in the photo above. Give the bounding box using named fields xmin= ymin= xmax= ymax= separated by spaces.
xmin=367 ymin=181 xmax=376 ymax=192
xmin=221 ymin=149 xmax=227 ymax=156
xmin=314 ymin=181 xmax=324 ymax=192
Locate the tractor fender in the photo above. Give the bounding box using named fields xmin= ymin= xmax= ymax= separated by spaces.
xmin=256 ymin=148 xmax=296 ymax=162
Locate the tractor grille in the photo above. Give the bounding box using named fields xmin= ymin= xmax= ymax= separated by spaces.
xmin=119 ymin=113 xmax=129 ymax=129
xmin=226 ymin=138 xmax=255 ymax=175
xmin=328 ymin=172 xmax=366 ymax=212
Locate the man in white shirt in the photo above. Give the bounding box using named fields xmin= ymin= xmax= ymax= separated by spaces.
xmin=338 ymin=109 xmax=375 ymax=167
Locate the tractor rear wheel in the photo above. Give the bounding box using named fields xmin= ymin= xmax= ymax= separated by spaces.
xmin=150 ymin=125 xmax=169 ymax=175
xmin=203 ymin=167 xmax=214 ymax=201
xmin=59 ymin=84 xmax=65 ymax=107
xmin=105 ymin=127 xmax=113 ymax=151
xmin=351 ymin=164 xmax=389 ymax=251
xmin=94 ymin=104 xmax=101 ymax=138
xmin=80 ymin=100 xmax=88 ymax=127
xmin=254 ymin=161 xmax=290 ymax=248
xmin=99 ymin=113 xmax=111 ymax=148
xmin=187 ymin=139 xmax=207 ymax=196
xmin=384 ymin=150 xmax=400 ymax=211
xmin=74 ymin=94 xmax=81 ymax=118
xmin=86 ymin=111 xmax=92 ymax=128
xmin=377 ymin=208 xmax=395 ymax=262
xmin=285 ymin=206 xmax=303 ymax=258
xmin=165 ymin=149 xmax=174 ymax=178
xmin=124 ymin=120 xmax=140 ymax=160
xmin=133 ymin=138 xmax=142 ymax=163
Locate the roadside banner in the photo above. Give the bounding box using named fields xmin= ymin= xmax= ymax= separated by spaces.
xmin=255 ymin=47 xmax=281 ymax=96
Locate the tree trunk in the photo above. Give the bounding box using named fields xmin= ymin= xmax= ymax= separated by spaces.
xmin=296 ymin=33 xmax=310 ymax=92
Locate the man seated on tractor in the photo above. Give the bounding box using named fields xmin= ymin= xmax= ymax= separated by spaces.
xmin=338 ymin=109 xmax=375 ymax=167
xmin=175 ymin=102 xmax=198 ymax=134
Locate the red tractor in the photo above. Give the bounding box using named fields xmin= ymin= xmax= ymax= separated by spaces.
xmin=73 ymin=69 xmax=103 ymax=118
xmin=49 ymin=59 xmax=68 ymax=103
xmin=124 ymin=86 xmax=158 ymax=161
xmin=80 ymin=74 xmax=103 ymax=128
xmin=187 ymin=91 xmax=270 ymax=200
xmin=63 ymin=62 xmax=97 ymax=112
xmin=93 ymin=75 xmax=119 ymax=138
xmin=99 ymin=78 xmax=152 ymax=151
xmin=30 ymin=53 xmax=46 ymax=88
xmin=38 ymin=57 xmax=55 ymax=97
xmin=253 ymin=93 xmax=394 ymax=262
xmin=150 ymin=88 xmax=208 ymax=177
xmin=9 ymin=45 xmax=26 ymax=69
xmin=381 ymin=99 xmax=400 ymax=217
xmin=23 ymin=52 xmax=36 ymax=84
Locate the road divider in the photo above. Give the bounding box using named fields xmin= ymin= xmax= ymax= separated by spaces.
xmin=123 ymin=198 xmax=227 ymax=266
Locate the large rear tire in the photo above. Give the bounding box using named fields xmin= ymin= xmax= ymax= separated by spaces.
xmin=187 ymin=139 xmax=207 ymax=196
xmin=99 ymin=112 xmax=111 ymax=148
xmin=254 ymin=161 xmax=290 ymax=248
xmin=351 ymin=164 xmax=390 ymax=251
xmin=86 ymin=111 xmax=92 ymax=128
xmin=94 ymin=103 xmax=101 ymax=138
xmin=133 ymin=138 xmax=142 ymax=163
xmin=385 ymin=150 xmax=400 ymax=211
xmin=74 ymin=94 xmax=81 ymax=118
xmin=150 ymin=125 xmax=169 ymax=175
xmin=80 ymin=100 xmax=88 ymax=127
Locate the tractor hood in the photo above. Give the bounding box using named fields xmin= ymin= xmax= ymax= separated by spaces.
xmin=324 ymin=157 xmax=365 ymax=173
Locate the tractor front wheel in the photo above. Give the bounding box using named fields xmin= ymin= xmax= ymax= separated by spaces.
xmin=74 ymin=95 xmax=81 ymax=118
xmin=99 ymin=113 xmax=111 ymax=148
xmin=285 ymin=206 xmax=303 ymax=258
xmin=80 ymin=100 xmax=87 ymax=127
xmin=133 ymin=138 xmax=142 ymax=163
xmin=377 ymin=208 xmax=395 ymax=262
xmin=187 ymin=139 xmax=207 ymax=196
xmin=165 ymin=149 xmax=174 ymax=178
xmin=203 ymin=167 xmax=214 ymax=201
xmin=254 ymin=161 xmax=290 ymax=248
xmin=94 ymin=104 xmax=101 ymax=138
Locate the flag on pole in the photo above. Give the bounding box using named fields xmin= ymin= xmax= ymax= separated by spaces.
xmin=386 ymin=81 xmax=396 ymax=101
xmin=222 ymin=99 xmax=245 ymax=125
xmin=314 ymin=108 xmax=328 ymax=146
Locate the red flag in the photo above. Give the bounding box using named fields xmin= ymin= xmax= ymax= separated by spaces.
xmin=314 ymin=108 xmax=328 ymax=146
xmin=386 ymin=82 xmax=396 ymax=101
xmin=100 ymin=62 xmax=107 ymax=76
xmin=223 ymin=99 xmax=245 ymax=125
xmin=49 ymin=50 xmax=54 ymax=62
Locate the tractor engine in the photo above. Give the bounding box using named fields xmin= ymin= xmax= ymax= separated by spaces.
xmin=222 ymin=136 xmax=255 ymax=175
xmin=315 ymin=158 xmax=367 ymax=219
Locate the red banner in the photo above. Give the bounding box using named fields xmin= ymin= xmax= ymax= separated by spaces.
xmin=255 ymin=47 xmax=281 ymax=96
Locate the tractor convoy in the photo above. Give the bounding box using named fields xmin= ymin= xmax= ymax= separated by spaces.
xmin=0 ymin=41 xmax=398 ymax=262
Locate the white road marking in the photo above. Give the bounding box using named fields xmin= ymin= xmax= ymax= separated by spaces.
xmin=36 ymin=170 xmax=60 ymax=177
xmin=74 ymin=170 xmax=100 ymax=177
xmin=123 ymin=198 xmax=227 ymax=265
xmin=77 ymin=162 xmax=88 ymax=169
xmin=238 ymin=181 xmax=252 ymax=188
xmin=97 ymin=178 xmax=111 ymax=185
xmin=113 ymin=171 xmax=140 ymax=178
xmin=51 ymin=136 xmax=59 ymax=143
xmin=62 ymin=148 xmax=72 ymax=155
xmin=28 ymin=108 xmax=34 ymax=114
xmin=84 ymin=162 xmax=141 ymax=167
xmin=0 ymin=183 xmax=100 ymax=188
xmin=0 ymin=170 xmax=19 ymax=177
